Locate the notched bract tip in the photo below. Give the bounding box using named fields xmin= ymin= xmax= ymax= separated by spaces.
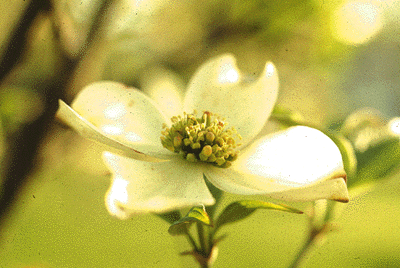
xmin=331 ymin=175 xmax=350 ymax=203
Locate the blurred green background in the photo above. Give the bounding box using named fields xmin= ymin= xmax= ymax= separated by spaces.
xmin=1 ymin=0 xmax=400 ymax=267
xmin=1 ymin=161 xmax=400 ymax=267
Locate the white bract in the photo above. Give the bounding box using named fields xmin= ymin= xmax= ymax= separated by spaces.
xmin=57 ymin=54 xmax=349 ymax=219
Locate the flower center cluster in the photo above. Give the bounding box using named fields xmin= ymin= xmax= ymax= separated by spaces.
xmin=161 ymin=111 xmax=241 ymax=168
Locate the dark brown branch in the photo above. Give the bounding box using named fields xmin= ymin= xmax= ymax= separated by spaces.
xmin=0 ymin=0 xmax=50 ymax=81
xmin=0 ymin=0 xmax=53 ymax=228
xmin=0 ymin=0 xmax=112 ymax=231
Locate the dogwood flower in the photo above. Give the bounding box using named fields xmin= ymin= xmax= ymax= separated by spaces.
xmin=57 ymin=54 xmax=349 ymax=219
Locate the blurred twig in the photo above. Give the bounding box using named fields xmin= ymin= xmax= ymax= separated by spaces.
xmin=0 ymin=0 xmax=112 ymax=233
xmin=0 ymin=0 xmax=50 ymax=81
xmin=0 ymin=0 xmax=52 ymax=230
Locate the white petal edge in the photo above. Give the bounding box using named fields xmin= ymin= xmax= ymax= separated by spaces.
xmin=56 ymin=100 xmax=171 ymax=162
xmin=141 ymin=65 xmax=185 ymax=119
xmin=267 ymin=176 xmax=349 ymax=202
xmin=183 ymin=54 xmax=279 ymax=147
xmin=71 ymin=81 xmax=170 ymax=149
xmin=205 ymin=126 xmax=349 ymax=202
xmin=103 ymin=152 xmax=215 ymax=218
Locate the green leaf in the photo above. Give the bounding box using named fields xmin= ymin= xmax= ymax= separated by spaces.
xmin=155 ymin=210 xmax=182 ymax=225
xmin=350 ymin=137 xmax=400 ymax=188
xmin=214 ymin=200 xmax=303 ymax=231
xmin=168 ymin=206 xmax=212 ymax=236
xmin=325 ymin=131 xmax=357 ymax=180
xmin=269 ymin=106 xmax=306 ymax=127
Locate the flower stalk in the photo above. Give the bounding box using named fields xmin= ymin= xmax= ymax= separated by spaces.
xmin=180 ymin=218 xmax=217 ymax=267
xmin=289 ymin=201 xmax=336 ymax=268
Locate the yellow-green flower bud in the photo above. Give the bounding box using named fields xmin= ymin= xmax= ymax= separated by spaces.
xmin=184 ymin=138 xmax=191 ymax=146
xmin=191 ymin=142 xmax=201 ymax=150
xmin=208 ymin=154 xmax=217 ymax=162
xmin=186 ymin=153 xmax=197 ymax=162
xmin=174 ymin=135 xmax=182 ymax=148
xmin=201 ymin=145 xmax=213 ymax=157
xmin=216 ymin=157 xmax=226 ymax=166
xmin=216 ymin=137 xmax=225 ymax=146
xmin=199 ymin=153 xmax=209 ymax=161
xmin=206 ymin=132 xmax=215 ymax=143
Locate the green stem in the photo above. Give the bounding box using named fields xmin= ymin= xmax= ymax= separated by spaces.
xmin=200 ymin=262 xmax=209 ymax=268
xmin=197 ymin=222 xmax=208 ymax=255
xmin=289 ymin=201 xmax=331 ymax=268
xmin=196 ymin=221 xmax=215 ymax=267
xmin=289 ymin=227 xmax=321 ymax=268
xmin=186 ymin=232 xmax=199 ymax=252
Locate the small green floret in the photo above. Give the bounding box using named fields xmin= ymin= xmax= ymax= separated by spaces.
xmin=161 ymin=111 xmax=241 ymax=168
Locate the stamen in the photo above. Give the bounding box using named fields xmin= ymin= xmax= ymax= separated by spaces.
xmin=160 ymin=111 xmax=240 ymax=168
